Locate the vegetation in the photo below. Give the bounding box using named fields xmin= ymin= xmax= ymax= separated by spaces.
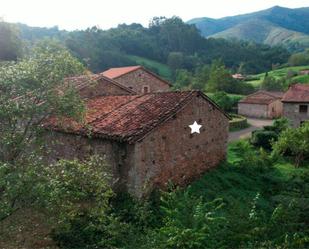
xmin=188 ymin=6 xmax=309 ymax=51
xmin=0 ymin=41 xmax=85 ymax=222
xmin=0 ymin=21 xmax=22 ymax=61
xmin=174 ymin=60 xmax=255 ymax=94
xmin=273 ymin=122 xmax=309 ymax=167
xmin=246 ymin=65 xmax=309 ymax=88
xmin=15 ymin=17 xmax=290 ymax=79
xmin=251 ymin=118 xmax=290 ymax=150
xmin=229 ymin=114 xmax=249 ymax=131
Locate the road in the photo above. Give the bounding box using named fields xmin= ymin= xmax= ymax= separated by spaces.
xmin=228 ymin=118 xmax=273 ymax=142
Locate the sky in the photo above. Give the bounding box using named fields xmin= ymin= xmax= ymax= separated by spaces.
xmin=0 ymin=0 xmax=308 ymax=30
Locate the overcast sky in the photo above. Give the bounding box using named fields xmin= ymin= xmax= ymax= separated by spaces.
xmin=1 ymin=0 xmax=308 ymax=30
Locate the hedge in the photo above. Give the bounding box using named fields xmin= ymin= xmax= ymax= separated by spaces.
xmin=229 ymin=114 xmax=248 ymax=131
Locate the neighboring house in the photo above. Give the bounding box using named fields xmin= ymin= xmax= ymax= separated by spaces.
xmin=238 ymin=91 xmax=284 ymax=119
xmin=44 ymin=91 xmax=229 ymax=197
xmin=65 ymin=73 xmax=136 ymax=98
xmin=102 ymin=66 xmax=171 ymax=94
xmin=282 ymin=84 xmax=309 ymax=127
xmin=232 ymin=73 xmax=245 ymax=80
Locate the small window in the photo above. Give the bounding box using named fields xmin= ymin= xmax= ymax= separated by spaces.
xmin=143 ymin=86 xmax=150 ymax=93
xmin=299 ymin=105 xmax=308 ymax=113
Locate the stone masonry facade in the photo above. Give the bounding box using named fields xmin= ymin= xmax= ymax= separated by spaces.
xmin=114 ymin=68 xmax=170 ymax=94
xmin=45 ymin=92 xmax=229 ymax=197
xmin=283 ymin=102 xmax=309 ymax=127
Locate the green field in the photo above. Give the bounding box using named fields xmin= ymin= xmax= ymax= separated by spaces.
xmin=127 ymin=55 xmax=173 ymax=81
xmin=246 ymin=65 xmax=309 ymax=87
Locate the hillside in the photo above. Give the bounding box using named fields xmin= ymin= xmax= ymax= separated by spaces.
xmin=245 ymin=65 xmax=309 ymax=87
xmin=188 ymin=6 xmax=309 ymax=51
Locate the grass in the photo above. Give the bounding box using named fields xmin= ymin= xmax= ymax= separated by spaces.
xmin=127 ymin=55 xmax=173 ymax=81
xmin=245 ymin=65 xmax=309 ymax=87
xmin=2 ymin=142 xmax=308 ymax=248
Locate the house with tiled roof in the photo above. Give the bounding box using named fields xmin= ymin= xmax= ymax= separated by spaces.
xmin=44 ymin=91 xmax=229 ymax=197
xmin=102 ymin=66 xmax=171 ymax=94
xmin=238 ymin=90 xmax=284 ymax=119
xmin=65 ymin=73 xmax=136 ymax=98
xmin=282 ymin=84 xmax=309 ymax=127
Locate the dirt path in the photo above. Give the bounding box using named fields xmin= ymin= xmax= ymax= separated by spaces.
xmin=229 ymin=118 xmax=273 ymax=142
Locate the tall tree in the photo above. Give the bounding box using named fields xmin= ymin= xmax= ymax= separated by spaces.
xmin=0 ymin=22 xmax=22 ymax=61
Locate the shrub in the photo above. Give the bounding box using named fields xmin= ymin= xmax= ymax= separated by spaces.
xmin=151 ymin=189 xmax=226 ymax=249
xmin=44 ymin=156 xmax=129 ymax=249
xmin=272 ymin=123 xmax=309 ymax=167
xmin=251 ymin=130 xmax=278 ymax=150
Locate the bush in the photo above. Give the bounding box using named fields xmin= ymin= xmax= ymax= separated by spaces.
xmin=273 ymin=122 xmax=309 ymax=167
xmin=44 ymin=156 xmax=129 ymax=249
xmin=251 ymin=130 xmax=278 ymax=150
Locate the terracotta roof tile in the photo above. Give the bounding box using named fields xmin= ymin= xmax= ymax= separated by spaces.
xmin=282 ymin=84 xmax=309 ymax=102
xmin=44 ymin=91 xmax=228 ymax=143
xmin=239 ymin=90 xmax=283 ymax=105
xmin=65 ymin=73 xmax=136 ymax=94
xmin=102 ymin=66 xmax=142 ymax=79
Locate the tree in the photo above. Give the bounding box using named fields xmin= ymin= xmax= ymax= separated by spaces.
xmin=211 ymin=91 xmax=233 ymax=112
xmin=0 ymin=40 xmax=85 ymax=221
xmin=272 ymin=122 xmax=309 ymax=167
xmin=260 ymin=75 xmax=285 ymax=91
xmin=0 ymin=21 xmax=22 ymax=61
xmin=206 ymin=60 xmax=235 ymax=92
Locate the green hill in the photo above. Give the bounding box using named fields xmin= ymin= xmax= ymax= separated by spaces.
xmin=127 ymin=55 xmax=172 ymax=81
xmin=245 ymin=65 xmax=309 ymax=87
xmin=188 ymin=6 xmax=309 ymax=51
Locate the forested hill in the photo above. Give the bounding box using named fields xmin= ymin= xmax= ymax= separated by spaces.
xmin=2 ymin=17 xmax=290 ymax=78
xmin=188 ymin=6 xmax=309 ymax=51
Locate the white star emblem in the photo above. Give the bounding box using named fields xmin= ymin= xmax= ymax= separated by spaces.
xmin=189 ymin=121 xmax=202 ymax=134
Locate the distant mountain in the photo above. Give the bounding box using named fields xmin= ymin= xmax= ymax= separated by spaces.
xmin=187 ymin=6 xmax=309 ymax=51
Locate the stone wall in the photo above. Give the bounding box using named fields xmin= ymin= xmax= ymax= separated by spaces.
xmin=127 ymin=95 xmax=229 ymax=197
xmin=115 ymin=68 xmax=170 ymax=94
xmin=79 ymin=77 xmax=133 ymax=98
xmin=43 ymin=131 xmax=129 ymax=187
xmin=44 ymin=96 xmax=228 ymax=197
xmin=283 ymin=102 xmax=309 ymax=127
xmin=268 ymin=99 xmax=283 ymax=118
xmin=238 ymin=103 xmax=268 ymax=118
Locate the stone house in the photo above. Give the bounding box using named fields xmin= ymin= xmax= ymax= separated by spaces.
xmin=282 ymin=84 xmax=309 ymax=127
xmin=102 ymin=66 xmax=171 ymax=94
xmin=65 ymin=73 xmax=136 ymax=98
xmin=238 ymin=91 xmax=284 ymax=119
xmin=44 ymin=91 xmax=229 ymax=197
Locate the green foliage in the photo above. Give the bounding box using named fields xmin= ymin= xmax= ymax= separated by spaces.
xmin=17 ymin=17 xmax=290 ymax=75
xmin=45 ymin=157 xmax=128 ymax=249
xmin=251 ymin=130 xmax=278 ymax=150
xmin=0 ymin=22 xmax=22 ymax=61
xmin=288 ymin=50 xmax=309 ymax=66
xmin=0 ymin=41 xmax=84 ymax=164
xmin=273 ymin=122 xmax=309 ymax=167
xmin=150 ymin=190 xmax=226 ymax=249
xmin=206 ymin=59 xmax=236 ymax=92
xmin=189 ymin=6 xmax=309 ymax=51
xmin=250 ymin=118 xmax=290 ymax=150
xmin=210 ymin=91 xmax=233 ymax=112
xmin=260 ymin=75 xmax=285 ymax=91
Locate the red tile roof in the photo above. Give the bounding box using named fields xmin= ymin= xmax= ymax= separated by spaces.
xmin=44 ymin=91 xmax=228 ymax=143
xmin=239 ymin=90 xmax=284 ymax=105
xmin=65 ymin=73 xmax=136 ymax=94
xmin=282 ymin=84 xmax=309 ymax=103
xmin=102 ymin=65 xmax=172 ymax=86
xmin=102 ymin=66 xmax=142 ymax=79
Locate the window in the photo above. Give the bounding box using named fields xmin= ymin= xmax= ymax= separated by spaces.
xmin=143 ymin=86 xmax=150 ymax=93
xmin=299 ymin=105 xmax=308 ymax=113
